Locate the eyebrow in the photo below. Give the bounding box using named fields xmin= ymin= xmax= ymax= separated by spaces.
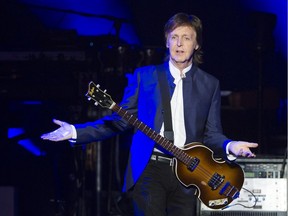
xmin=170 ymin=33 xmax=192 ymax=38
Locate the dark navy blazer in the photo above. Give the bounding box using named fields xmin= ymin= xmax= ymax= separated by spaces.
xmin=75 ymin=62 xmax=230 ymax=191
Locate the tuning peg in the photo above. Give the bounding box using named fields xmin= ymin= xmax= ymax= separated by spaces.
xmin=94 ymin=102 xmax=98 ymax=106
xmin=88 ymin=98 xmax=91 ymax=101
xmin=104 ymin=89 xmax=107 ymax=93
xmin=96 ymin=84 xmax=100 ymax=88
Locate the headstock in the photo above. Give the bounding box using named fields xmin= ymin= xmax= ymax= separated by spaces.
xmin=86 ymin=81 xmax=115 ymax=109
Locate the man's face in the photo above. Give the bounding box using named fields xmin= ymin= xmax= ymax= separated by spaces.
xmin=166 ymin=25 xmax=199 ymax=68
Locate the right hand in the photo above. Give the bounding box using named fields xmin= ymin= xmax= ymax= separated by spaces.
xmin=41 ymin=119 xmax=73 ymax=142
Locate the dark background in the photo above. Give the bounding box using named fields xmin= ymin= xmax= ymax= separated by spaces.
xmin=0 ymin=0 xmax=287 ymax=215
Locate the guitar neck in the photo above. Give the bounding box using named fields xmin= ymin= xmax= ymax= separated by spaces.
xmin=86 ymin=82 xmax=244 ymax=210
xmin=111 ymin=103 xmax=188 ymax=163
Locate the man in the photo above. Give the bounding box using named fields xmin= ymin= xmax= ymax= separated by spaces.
xmin=41 ymin=13 xmax=258 ymax=216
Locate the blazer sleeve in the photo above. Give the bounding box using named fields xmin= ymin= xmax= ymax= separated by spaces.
xmin=203 ymin=79 xmax=230 ymax=157
xmin=74 ymin=69 xmax=141 ymax=144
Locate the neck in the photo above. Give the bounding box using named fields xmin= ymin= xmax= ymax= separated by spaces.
xmin=170 ymin=59 xmax=192 ymax=72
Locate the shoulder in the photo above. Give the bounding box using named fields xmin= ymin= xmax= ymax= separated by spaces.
xmin=192 ymin=65 xmax=219 ymax=84
xmin=135 ymin=65 xmax=157 ymax=74
xmin=134 ymin=63 xmax=168 ymax=79
xmin=135 ymin=62 xmax=168 ymax=73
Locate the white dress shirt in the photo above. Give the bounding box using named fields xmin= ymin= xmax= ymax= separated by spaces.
xmin=155 ymin=62 xmax=192 ymax=153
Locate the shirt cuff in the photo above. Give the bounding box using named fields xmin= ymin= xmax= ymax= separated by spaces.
xmin=69 ymin=125 xmax=77 ymax=144
xmin=226 ymin=141 xmax=237 ymax=161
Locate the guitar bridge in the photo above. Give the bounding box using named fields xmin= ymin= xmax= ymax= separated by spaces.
xmin=219 ymin=182 xmax=240 ymax=199
xmin=208 ymin=173 xmax=224 ymax=190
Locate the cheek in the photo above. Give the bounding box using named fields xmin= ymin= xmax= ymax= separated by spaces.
xmin=186 ymin=43 xmax=198 ymax=54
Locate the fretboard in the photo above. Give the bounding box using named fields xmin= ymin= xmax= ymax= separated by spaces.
xmin=111 ymin=103 xmax=194 ymax=165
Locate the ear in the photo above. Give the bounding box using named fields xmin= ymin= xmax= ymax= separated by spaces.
xmin=195 ymin=44 xmax=199 ymax=50
xmin=166 ymin=41 xmax=169 ymax=48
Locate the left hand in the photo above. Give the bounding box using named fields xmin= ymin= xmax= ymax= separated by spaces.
xmin=41 ymin=119 xmax=73 ymax=142
xmin=228 ymin=141 xmax=258 ymax=158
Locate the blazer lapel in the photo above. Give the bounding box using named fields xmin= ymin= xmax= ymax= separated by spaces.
xmin=183 ymin=65 xmax=197 ymax=144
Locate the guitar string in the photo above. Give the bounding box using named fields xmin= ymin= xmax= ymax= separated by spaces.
xmin=119 ymin=107 xmax=225 ymax=182
xmin=116 ymin=107 xmax=216 ymax=181
xmin=161 ymin=139 xmax=214 ymax=182
xmin=145 ymin=125 xmax=240 ymax=197
xmin=115 ymin=106 xmax=239 ymax=197
xmin=90 ymin=88 xmax=239 ymax=208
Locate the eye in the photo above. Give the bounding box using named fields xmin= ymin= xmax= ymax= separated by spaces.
xmin=171 ymin=35 xmax=177 ymax=40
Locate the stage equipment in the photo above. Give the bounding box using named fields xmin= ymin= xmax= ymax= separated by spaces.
xmin=199 ymin=157 xmax=287 ymax=216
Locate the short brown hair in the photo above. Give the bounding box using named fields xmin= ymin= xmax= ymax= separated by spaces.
xmin=164 ymin=13 xmax=203 ymax=65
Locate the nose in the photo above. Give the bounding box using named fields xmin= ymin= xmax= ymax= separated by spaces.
xmin=177 ymin=38 xmax=182 ymax=46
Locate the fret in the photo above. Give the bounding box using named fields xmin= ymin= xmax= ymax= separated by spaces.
xmin=107 ymin=94 xmax=189 ymax=166
xmin=123 ymin=111 xmax=130 ymax=120
xmin=142 ymin=124 xmax=147 ymax=132
xmin=162 ymin=139 xmax=169 ymax=148
xmin=132 ymin=118 xmax=138 ymax=126
xmin=151 ymin=132 xmax=157 ymax=139
xmin=169 ymin=145 xmax=177 ymax=154
xmin=162 ymin=141 xmax=168 ymax=149
xmin=127 ymin=114 xmax=134 ymax=122
xmin=154 ymin=135 xmax=162 ymax=143
xmin=86 ymin=82 xmax=245 ymax=210
xmin=157 ymin=136 xmax=163 ymax=143
xmin=115 ymin=105 xmax=122 ymax=113
xmin=138 ymin=122 xmax=143 ymax=129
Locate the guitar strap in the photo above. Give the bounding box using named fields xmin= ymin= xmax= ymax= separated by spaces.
xmin=156 ymin=65 xmax=174 ymax=142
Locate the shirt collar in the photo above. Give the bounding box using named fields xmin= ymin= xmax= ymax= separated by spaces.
xmin=169 ymin=61 xmax=192 ymax=81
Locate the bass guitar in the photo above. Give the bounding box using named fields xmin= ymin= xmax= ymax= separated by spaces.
xmin=85 ymin=81 xmax=244 ymax=210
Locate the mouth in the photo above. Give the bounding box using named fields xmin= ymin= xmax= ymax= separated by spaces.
xmin=176 ymin=50 xmax=184 ymax=53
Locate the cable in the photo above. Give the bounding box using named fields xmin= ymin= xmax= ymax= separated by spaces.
xmin=221 ymin=187 xmax=258 ymax=210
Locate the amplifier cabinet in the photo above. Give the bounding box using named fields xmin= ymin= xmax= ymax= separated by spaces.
xmin=199 ymin=157 xmax=287 ymax=215
xmin=199 ymin=177 xmax=287 ymax=215
xmin=236 ymin=158 xmax=287 ymax=179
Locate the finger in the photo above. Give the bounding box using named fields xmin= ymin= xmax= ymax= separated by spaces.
xmin=241 ymin=149 xmax=256 ymax=157
xmin=41 ymin=131 xmax=56 ymax=140
xmin=53 ymin=119 xmax=64 ymax=127
xmin=244 ymin=152 xmax=256 ymax=158
xmin=237 ymin=148 xmax=243 ymax=157
xmin=240 ymin=141 xmax=258 ymax=147
xmin=41 ymin=132 xmax=63 ymax=141
xmin=248 ymin=153 xmax=256 ymax=158
xmin=247 ymin=142 xmax=258 ymax=148
xmin=41 ymin=134 xmax=49 ymax=139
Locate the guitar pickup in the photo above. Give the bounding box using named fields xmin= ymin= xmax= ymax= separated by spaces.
xmin=187 ymin=157 xmax=200 ymax=171
xmin=208 ymin=173 xmax=224 ymax=190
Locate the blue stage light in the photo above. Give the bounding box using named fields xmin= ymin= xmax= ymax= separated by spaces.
xmin=8 ymin=128 xmax=24 ymax=139
xmin=8 ymin=128 xmax=46 ymax=156
xmin=18 ymin=139 xmax=45 ymax=156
